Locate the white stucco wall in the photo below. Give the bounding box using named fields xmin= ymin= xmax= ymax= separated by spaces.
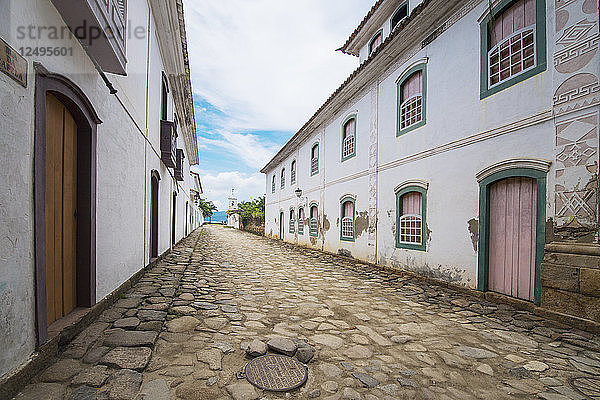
xmin=265 ymin=0 xmax=560 ymax=289
xmin=0 ymin=0 xmax=200 ymax=378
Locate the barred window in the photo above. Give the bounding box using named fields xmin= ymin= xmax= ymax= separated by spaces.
xmin=272 ymin=175 xmax=275 ymax=193
xmin=310 ymin=205 xmax=318 ymax=236
xmin=298 ymin=208 xmax=304 ymax=235
xmin=399 ymin=71 xmax=423 ymax=130
xmin=289 ymin=209 xmax=295 ymax=233
xmin=342 ymin=118 xmax=356 ymax=160
xmin=291 ymin=160 xmax=296 ymax=184
xmin=399 ymin=191 xmax=423 ymax=245
xmin=488 ymin=0 xmax=536 ymax=87
xmin=281 ymin=168 xmax=285 ymax=189
xmin=311 ymin=144 xmax=319 ymax=175
xmin=341 ymin=200 xmax=354 ymax=240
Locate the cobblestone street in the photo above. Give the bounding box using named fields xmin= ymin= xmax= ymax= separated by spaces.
xmin=15 ymin=225 xmax=600 ymax=400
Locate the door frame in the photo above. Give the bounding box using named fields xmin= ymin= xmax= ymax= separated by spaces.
xmin=172 ymin=191 xmax=177 ymax=246
xmin=280 ymin=211 xmax=284 ymax=240
xmin=150 ymin=170 xmax=160 ymax=258
xmin=34 ymin=64 xmax=101 ymax=344
xmin=476 ymin=160 xmax=550 ymax=305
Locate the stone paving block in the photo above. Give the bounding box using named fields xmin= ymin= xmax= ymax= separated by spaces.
xmin=100 ymin=346 xmax=152 ymax=371
xmin=39 ymin=358 xmax=82 ymax=382
xmin=103 ymin=329 xmax=158 ymax=347
xmin=14 ymin=383 xmax=66 ymax=399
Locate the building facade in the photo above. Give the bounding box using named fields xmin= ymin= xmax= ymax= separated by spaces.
xmin=262 ymin=0 xmax=600 ymax=322
xmin=0 ymin=0 xmax=202 ymax=380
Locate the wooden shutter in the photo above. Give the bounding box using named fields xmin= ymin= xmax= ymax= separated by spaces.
xmin=402 ymin=71 xmax=422 ymax=101
xmin=490 ymin=0 xmax=536 ymax=47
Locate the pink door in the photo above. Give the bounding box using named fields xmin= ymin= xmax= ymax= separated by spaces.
xmin=489 ymin=177 xmax=537 ymax=301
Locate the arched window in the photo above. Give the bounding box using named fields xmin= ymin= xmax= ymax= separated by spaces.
xmin=311 ymin=144 xmax=319 ymax=175
xmin=291 ymin=160 xmax=297 ymax=184
xmin=342 ymin=117 xmax=356 ymax=161
xmin=340 ymin=199 xmax=355 ymax=241
xmin=369 ymin=30 xmax=383 ymax=55
xmin=298 ymin=207 xmax=304 ymax=235
xmin=397 ymin=64 xmax=426 ymax=135
xmin=281 ymin=168 xmax=286 ymax=189
xmin=480 ymin=0 xmax=545 ymax=98
xmin=289 ymin=209 xmax=295 ymax=233
xmin=309 ymin=204 xmax=319 ymax=236
xmin=488 ymin=0 xmax=536 ymax=88
xmin=396 ymin=186 xmax=427 ymax=250
xmin=272 ymin=175 xmax=276 ymax=193
xmin=391 ymin=3 xmax=408 ymax=31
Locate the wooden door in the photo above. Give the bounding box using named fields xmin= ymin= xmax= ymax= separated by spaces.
xmin=45 ymin=93 xmax=77 ymax=325
xmin=172 ymin=193 xmax=177 ymax=245
xmin=280 ymin=212 xmax=284 ymax=239
xmin=489 ymin=177 xmax=537 ymax=301
xmin=150 ymin=177 xmax=159 ymax=258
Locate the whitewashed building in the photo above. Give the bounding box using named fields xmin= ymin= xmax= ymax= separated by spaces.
xmin=262 ymin=0 xmax=600 ymax=322
xmin=0 ymin=0 xmax=202 ymax=382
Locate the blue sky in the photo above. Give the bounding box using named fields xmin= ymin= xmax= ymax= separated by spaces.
xmin=184 ymin=0 xmax=374 ymax=210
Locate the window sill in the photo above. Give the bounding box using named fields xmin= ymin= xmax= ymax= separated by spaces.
xmin=341 ymin=237 xmax=355 ymax=242
xmin=480 ymin=63 xmax=547 ymax=99
xmin=395 ymin=242 xmax=426 ymax=251
xmin=397 ymin=120 xmax=425 ymax=137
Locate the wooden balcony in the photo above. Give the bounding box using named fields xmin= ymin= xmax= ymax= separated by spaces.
xmin=50 ymin=0 xmax=127 ymax=74
xmin=174 ymin=149 xmax=185 ymax=181
xmin=160 ymin=120 xmax=177 ymax=168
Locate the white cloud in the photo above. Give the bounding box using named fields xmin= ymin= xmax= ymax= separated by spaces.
xmin=199 ymin=130 xmax=280 ymax=170
xmin=184 ymin=0 xmax=373 ymax=132
xmin=200 ymin=171 xmax=266 ymax=211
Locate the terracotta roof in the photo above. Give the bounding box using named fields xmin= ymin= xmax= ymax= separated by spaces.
xmin=337 ymin=0 xmax=386 ymax=56
xmin=260 ymin=0 xmax=431 ymax=174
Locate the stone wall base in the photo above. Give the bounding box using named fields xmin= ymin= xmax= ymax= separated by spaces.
xmin=540 ymin=242 xmax=599 ymax=322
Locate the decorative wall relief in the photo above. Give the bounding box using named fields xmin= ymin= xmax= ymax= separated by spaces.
xmin=552 ymin=0 xmax=599 ymax=240
xmin=368 ymin=83 xmax=378 ymax=261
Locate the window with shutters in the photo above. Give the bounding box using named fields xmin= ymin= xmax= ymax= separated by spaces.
xmin=272 ymin=175 xmax=276 ymax=193
xmin=480 ymin=0 xmax=546 ymax=98
xmin=311 ymin=144 xmax=319 ymax=176
xmin=397 ymin=64 xmax=426 ymax=135
xmin=342 ymin=116 xmax=356 ymax=161
xmin=340 ymin=198 xmax=355 ymax=241
xmin=298 ymin=208 xmax=304 ymax=235
xmin=289 ymin=209 xmax=295 ymax=233
xmin=390 ymin=2 xmax=409 ymax=31
xmin=309 ymin=204 xmax=319 ymax=237
xmin=396 ymin=186 xmax=427 ymax=251
xmin=281 ymin=168 xmax=285 ymax=189
xmin=291 ymin=160 xmax=296 ymax=184
xmin=369 ymin=30 xmax=383 ymax=55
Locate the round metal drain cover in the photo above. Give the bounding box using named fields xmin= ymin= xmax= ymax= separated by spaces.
xmin=244 ymin=354 xmax=308 ymax=392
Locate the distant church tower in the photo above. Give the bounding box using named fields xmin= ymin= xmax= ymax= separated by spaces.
xmin=228 ymin=188 xmax=238 ymax=210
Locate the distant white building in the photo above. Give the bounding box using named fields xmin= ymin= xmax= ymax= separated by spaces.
xmin=261 ymin=0 xmax=600 ymax=323
xmin=227 ymin=189 xmax=241 ymax=229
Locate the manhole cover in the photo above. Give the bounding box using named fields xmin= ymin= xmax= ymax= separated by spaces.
xmin=573 ymin=377 xmax=600 ymax=399
xmin=244 ymin=354 xmax=308 ymax=392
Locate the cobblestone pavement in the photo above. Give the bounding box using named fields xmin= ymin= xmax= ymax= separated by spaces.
xmin=14 ymin=225 xmax=600 ymax=400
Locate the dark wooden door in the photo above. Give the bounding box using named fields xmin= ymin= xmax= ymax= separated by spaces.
xmin=45 ymin=93 xmax=77 ymax=325
xmin=280 ymin=212 xmax=284 ymax=240
xmin=150 ymin=177 xmax=159 ymax=258
xmin=172 ymin=193 xmax=177 ymax=245
xmin=489 ymin=177 xmax=537 ymax=301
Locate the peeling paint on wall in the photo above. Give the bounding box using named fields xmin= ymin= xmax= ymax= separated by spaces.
xmin=338 ymin=249 xmax=352 ymax=257
xmin=467 ymin=218 xmax=478 ymax=252
xmin=386 ymin=256 xmax=470 ymax=286
xmin=355 ymin=211 xmax=369 ymax=238
xmin=323 ymin=214 xmax=330 ymax=232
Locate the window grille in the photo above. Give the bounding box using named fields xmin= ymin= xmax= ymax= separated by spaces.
xmin=342 ymin=135 xmax=355 ymax=159
xmin=399 ymin=214 xmax=422 ymax=244
xmin=272 ymin=177 xmax=275 ymax=193
xmin=341 ymin=217 xmax=354 ymax=239
xmin=291 ymin=162 xmax=296 ymax=184
xmin=311 ymin=157 xmax=318 ymax=175
xmin=289 ymin=217 xmax=295 ymax=233
xmin=488 ymin=27 xmax=535 ymax=87
xmin=298 ymin=210 xmax=304 ymax=234
xmin=281 ymin=170 xmax=285 ymax=189
xmin=400 ymin=95 xmax=423 ymax=129
xmin=310 ymin=218 xmax=318 ymax=236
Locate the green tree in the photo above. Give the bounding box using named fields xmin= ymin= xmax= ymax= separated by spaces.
xmin=198 ymin=197 xmax=218 ymax=221
xmin=238 ymin=195 xmax=265 ymax=226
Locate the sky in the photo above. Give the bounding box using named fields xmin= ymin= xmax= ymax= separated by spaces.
xmin=183 ymin=0 xmax=375 ymax=210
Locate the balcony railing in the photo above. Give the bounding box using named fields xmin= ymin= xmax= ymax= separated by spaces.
xmin=50 ymin=0 xmax=127 ymax=74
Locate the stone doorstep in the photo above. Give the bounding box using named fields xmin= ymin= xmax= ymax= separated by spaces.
xmin=0 ymin=249 xmax=173 ymax=400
